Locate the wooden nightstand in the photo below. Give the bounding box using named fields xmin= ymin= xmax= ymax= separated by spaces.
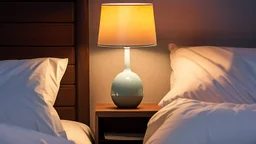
xmin=95 ymin=104 xmax=160 ymax=144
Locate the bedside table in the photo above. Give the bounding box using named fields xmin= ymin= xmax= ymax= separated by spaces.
xmin=95 ymin=104 xmax=160 ymax=144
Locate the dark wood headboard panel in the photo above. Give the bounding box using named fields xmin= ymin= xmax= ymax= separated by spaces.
xmin=0 ymin=0 xmax=89 ymax=125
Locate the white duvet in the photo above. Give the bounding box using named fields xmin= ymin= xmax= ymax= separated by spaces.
xmin=144 ymin=98 xmax=256 ymax=144
xmin=0 ymin=123 xmax=74 ymax=144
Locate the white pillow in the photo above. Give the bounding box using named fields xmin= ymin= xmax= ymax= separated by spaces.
xmin=0 ymin=58 xmax=68 ymax=138
xmin=159 ymin=44 xmax=256 ymax=107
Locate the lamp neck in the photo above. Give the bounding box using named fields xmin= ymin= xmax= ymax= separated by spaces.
xmin=124 ymin=47 xmax=131 ymax=71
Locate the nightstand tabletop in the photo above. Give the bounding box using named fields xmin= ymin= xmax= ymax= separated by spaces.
xmin=95 ymin=103 xmax=160 ymax=117
xmin=96 ymin=103 xmax=160 ymax=112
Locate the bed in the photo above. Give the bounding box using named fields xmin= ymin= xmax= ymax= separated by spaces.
xmin=144 ymin=1 xmax=256 ymax=144
xmin=0 ymin=0 xmax=93 ymax=144
xmin=144 ymin=45 xmax=256 ymax=144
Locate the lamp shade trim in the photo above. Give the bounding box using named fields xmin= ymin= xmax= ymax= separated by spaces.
xmin=97 ymin=44 xmax=157 ymax=48
xmin=102 ymin=3 xmax=152 ymax=6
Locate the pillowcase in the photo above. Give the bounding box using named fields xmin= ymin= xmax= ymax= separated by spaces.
xmin=0 ymin=58 xmax=68 ymax=138
xmin=159 ymin=44 xmax=256 ymax=107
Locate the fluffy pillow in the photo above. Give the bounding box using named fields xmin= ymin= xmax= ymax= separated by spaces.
xmin=0 ymin=58 xmax=68 ymax=138
xmin=159 ymin=44 xmax=256 ymax=107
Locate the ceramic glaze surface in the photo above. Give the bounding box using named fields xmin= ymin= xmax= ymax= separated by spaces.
xmin=111 ymin=69 xmax=143 ymax=108
xmin=111 ymin=69 xmax=143 ymax=96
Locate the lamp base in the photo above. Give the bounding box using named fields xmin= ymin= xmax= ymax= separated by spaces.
xmin=111 ymin=70 xmax=143 ymax=109
xmin=112 ymin=96 xmax=142 ymax=108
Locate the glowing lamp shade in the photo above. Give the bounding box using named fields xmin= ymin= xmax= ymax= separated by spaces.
xmin=98 ymin=3 xmax=157 ymax=48
xmin=98 ymin=3 xmax=157 ymax=108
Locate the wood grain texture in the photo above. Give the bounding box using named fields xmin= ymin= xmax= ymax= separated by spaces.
xmin=55 ymin=107 xmax=76 ymax=120
xmin=0 ymin=47 xmax=75 ymax=64
xmin=0 ymin=0 xmax=75 ymax=2
xmin=0 ymin=24 xmax=74 ymax=46
xmin=55 ymin=85 xmax=76 ymax=106
xmin=76 ymin=0 xmax=90 ymax=125
xmin=61 ymin=65 xmax=75 ymax=84
xmin=0 ymin=2 xmax=74 ymax=22
xmin=96 ymin=104 xmax=160 ymax=112
xmin=96 ymin=104 xmax=160 ymax=117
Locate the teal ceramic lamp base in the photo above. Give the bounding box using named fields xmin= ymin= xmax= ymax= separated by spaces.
xmin=111 ymin=47 xmax=143 ymax=108
xmin=111 ymin=70 xmax=143 ymax=108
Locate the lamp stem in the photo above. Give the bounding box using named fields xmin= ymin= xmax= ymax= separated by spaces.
xmin=124 ymin=47 xmax=131 ymax=71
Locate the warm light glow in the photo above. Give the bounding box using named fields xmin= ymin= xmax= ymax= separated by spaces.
xmin=98 ymin=3 xmax=157 ymax=48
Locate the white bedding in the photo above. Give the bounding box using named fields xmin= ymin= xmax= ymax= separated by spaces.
xmin=0 ymin=123 xmax=74 ymax=144
xmin=160 ymin=45 xmax=256 ymax=107
xmin=144 ymin=98 xmax=256 ymax=144
xmin=0 ymin=58 xmax=68 ymax=137
xmin=61 ymin=120 xmax=95 ymax=144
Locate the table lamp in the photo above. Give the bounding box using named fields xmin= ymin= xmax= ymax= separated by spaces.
xmin=97 ymin=3 xmax=157 ymax=108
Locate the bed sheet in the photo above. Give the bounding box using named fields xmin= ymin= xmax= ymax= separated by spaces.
xmin=144 ymin=98 xmax=256 ymax=144
xmin=61 ymin=120 xmax=95 ymax=144
xmin=0 ymin=123 xmax=74 ymax=144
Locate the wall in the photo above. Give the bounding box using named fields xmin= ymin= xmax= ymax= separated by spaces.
xmin=89 ymin=0 xmax=256 ymax=129
xmin=89 ymin=0 xmax=171 ymax=130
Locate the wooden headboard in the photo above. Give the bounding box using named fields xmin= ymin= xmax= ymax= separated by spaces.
xmin=0 ymin=0 xmax=89 ymax=125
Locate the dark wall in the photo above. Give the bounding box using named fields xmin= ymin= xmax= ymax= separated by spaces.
xmin=154 ymin=0 xmax=256 ymax=47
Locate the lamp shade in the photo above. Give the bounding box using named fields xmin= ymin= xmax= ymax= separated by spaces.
xmin=98 ymin=3 xmax=157 ymax=48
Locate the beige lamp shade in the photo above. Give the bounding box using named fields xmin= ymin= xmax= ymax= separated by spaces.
xmin=98 ymin=3 xmax=157 ymax=48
